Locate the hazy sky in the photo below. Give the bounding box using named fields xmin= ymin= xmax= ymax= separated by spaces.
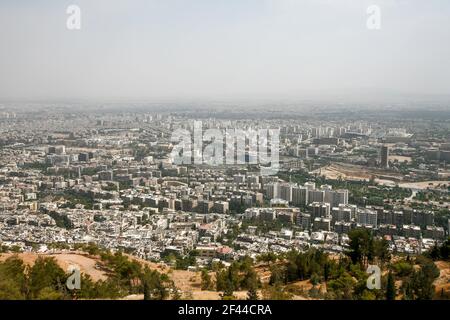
xmin=1 ymin=0 xmax=450 ymax=102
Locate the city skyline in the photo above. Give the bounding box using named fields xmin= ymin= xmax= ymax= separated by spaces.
xmin=0 ymin=0 xmax=449 ymax=305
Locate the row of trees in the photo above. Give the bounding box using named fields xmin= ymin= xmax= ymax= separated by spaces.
xmin=0 ymin=247 xmax=176 ymax=300
xmin=200 ymin=256 xmax=261 ymax=300
xmin=0 ymin=255 xmax=83 ymax=300
xmin=256 ymin=229 xmax=442 ymax=300
xmin=160 ymin=250 xmax=198 ymax=270
xmin=400 ymin=256 xmax=440 ymax=300
xmin=427 ymin=237 xmax=450 ymax=261
xmin=347 ymin=228 xmax=390 ymax=267
xmin=97 ymin=249 xmax=175 ymax=299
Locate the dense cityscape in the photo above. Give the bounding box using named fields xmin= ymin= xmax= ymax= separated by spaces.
xmin=1 ymin=0 xmax=450 ymax=305
xmin=0 ymin=103 xmax=448 ymax=300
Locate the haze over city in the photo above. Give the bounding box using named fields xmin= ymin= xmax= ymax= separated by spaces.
xmin=0 ymin=0 xmax=449 ymax=307
xmin=1 ymin=0 xmax=450 ymax=102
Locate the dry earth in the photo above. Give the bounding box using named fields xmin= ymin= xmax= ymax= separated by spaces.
xmin=2 ymin=252 xmax=448 ymax=300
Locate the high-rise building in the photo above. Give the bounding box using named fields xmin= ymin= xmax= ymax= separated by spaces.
xmin=313 ymin=217 xmax=331 ymax=231
xmin=181 ymin=198 xmax=198 ymax=212
xmin=265 ymin=183 xmax=279 ymax=199
xmin=423 ymin=226 xmax=445 ymax=240
xmin=357 ymin=208 xmax=378 ymax=227
xmin=213 ymin=201 xmax=229 ymax=214
xmin=279 ymin=184 xmax=293 ymax=202
xmin=310 ymin=202 xmax=331 ymax=219
xmin=402 ymin=225 xmax=421 ymax=239
xmin=324 ymin=189 xmax=349 ymax=207
xmin=292 ymin=186 xmax=308 ymax=206
xmin=393 ymin=211 xmax=404 ymax=227
xmin=334 ymin=221 xmax=352 ymax=234
xmin=331 ymin=205 xmax=353 ymax=223
xmin=198 ymin=200 xmax=213 ymax=214
xmin=242 ymin=195 xmax=253 ymax=207
xmin=296 ymin=212 xmax=311 ymax=230
xmin=308 ymin=189 xmax=325 ymax=204
xmin=380 ymin=145 xmax=389 ymax=168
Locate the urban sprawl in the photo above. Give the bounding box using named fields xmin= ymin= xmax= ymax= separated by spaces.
xmin=0 ymin=104 xmax=449 ymax=270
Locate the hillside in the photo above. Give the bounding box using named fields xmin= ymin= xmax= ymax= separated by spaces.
xmin=1 ymin=251 xmax=449 ymax=300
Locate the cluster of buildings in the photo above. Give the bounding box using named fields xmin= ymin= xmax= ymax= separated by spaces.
xmin=0 ymin=106 xmax=448 ymax=264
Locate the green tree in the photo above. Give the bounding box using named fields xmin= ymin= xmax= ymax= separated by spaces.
xmin=257 ymin=252 xmax=277 ymax=266
xmin=242 ymin=268 xmax=259 ymax=290
xmin=28 ymin=257 xmax=67 ymax=299
xmin=247 ymin=285 xmax=259 ymax=300
xmin=327 ymin=272 xmax=356 ymax=300
xmin=200 ymin=269 xmax=213 ymax=291
xmin=347 ymin=229 xmax=371 ymax=266
xmin=0 ymin=278 xmax=24 ymax=300
xmin=221 ymin=280 xmax=235 ymax=300
xmin=37 ymin=287 xmax=64 ymax=300
xmin=269 ymin=265 xmax=285 ymax=285
xmin=392 ymin=261 xmax=413 ymax=277
xmin=141 ymin=267 xmax=168 ymax=300
xmin=310 ymin=273 xmax=321 ymax=286
xmin=427 ymin=237 xmax=450 ymax=261
xmin=0 ymin=255 xmax=28 ymax=298
xmin=261 ymin=283 xmax=293 ymax=300
xmin=373 ymin=238 xmax=390 ymax=265
xmin=323 ymin=261 xmax=331 ymax=282
xmin=386 ymin=272 xmax=396 ymax=300
xmin=242 ymin=266 xmax=260 ymax=300
xmin=360 ymin=289 xmax=376 ymax=300
xmin=401 ymin=257 xmax=439 ymax=300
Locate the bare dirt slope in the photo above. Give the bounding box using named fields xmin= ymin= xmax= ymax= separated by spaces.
xmin=0 ymin=252 xmax=107 ymax=281
xmin=6 ymin=252 xmax=448 ymax=299
xmin=434 ymin=261 xmax=450 ymax=298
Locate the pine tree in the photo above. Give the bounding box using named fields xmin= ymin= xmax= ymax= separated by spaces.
xmin=324 ymin=262 xmax=330 ymax=282
xmin=200 ymin=269 xmax=212 ymax=290
xmin=221 ymin=280 xmax=235 ymax=300
xmin=386 ymin=272 xmax=396 ymax=300
xmin=143 ymin=279 xmax=151 ymax=300
xmin=247 ymin=286 xmax=259 ymax=300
